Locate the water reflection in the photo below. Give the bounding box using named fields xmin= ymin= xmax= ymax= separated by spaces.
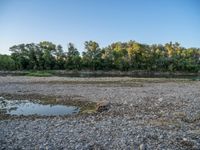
xmin=0 ymin=97 xmax=79 ymax=116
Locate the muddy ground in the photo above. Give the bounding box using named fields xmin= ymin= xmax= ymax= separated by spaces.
xmin=0 ymin=76 xmax=200 ymax=149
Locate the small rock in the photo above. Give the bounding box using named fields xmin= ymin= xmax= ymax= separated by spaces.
xmin=183 ymin=138 xmax=187 ymax=141
xmin=158 ymin=98 xmax=163 ymax=102
xmin=180 ymin=138 xmax=194 ymax=148
xmin=139 ymin=144 xmax=146 ymax=150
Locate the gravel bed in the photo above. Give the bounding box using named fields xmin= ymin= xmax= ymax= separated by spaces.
xmin=0 ymin=76 xmax=200 ymax=149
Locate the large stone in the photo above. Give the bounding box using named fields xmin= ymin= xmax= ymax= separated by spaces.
xmin=96 ymin=100 xmax=110 ymax=112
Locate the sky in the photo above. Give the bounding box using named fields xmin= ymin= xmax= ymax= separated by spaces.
xmin=0 ymin=0 xmax=200 ymax=54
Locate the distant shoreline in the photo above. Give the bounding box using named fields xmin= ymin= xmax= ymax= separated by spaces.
xmin=0 ymin=70 xmax=199 ymax=78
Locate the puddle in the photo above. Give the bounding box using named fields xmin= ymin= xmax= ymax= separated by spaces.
xmin=0 ymin=97 xmax=79 ymax=116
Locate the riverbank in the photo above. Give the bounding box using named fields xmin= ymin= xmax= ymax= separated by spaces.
xmin=0 ymin=70 xmax=199 ymax=78
xmin=0 ymin=76 xmax=200 ymax=149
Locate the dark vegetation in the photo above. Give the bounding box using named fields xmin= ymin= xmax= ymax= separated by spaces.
xmin=0 ymin=41 xmax=200 ymax=72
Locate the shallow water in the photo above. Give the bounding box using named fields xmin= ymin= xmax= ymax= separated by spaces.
xmin=0 ymin=97 xmax=79 ymax=116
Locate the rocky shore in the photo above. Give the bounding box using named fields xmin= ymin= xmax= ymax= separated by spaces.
xmin=0 ymin=76 xmax=200 ymax=149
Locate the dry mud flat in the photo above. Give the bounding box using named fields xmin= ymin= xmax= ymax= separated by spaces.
xmin=0 ymin=76 xmax=200 ymax=150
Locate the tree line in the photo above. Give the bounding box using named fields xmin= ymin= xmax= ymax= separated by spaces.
xmin=0 ymin=41 xmax=200 ymax=72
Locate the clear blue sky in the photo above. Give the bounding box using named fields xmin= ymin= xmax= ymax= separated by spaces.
xmin=0 ymin=0 xmax=200 ymax=54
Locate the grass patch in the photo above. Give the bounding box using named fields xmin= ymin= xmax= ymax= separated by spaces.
xmin=48 ymin=80 xmax=144 ymax=87
xmin=25 ymin=71 xmax=53 ymax=77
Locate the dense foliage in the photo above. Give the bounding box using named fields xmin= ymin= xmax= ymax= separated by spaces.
xmin=0 ymin=41 xmax=200 ymax=72
xmin=0 ymin=54 xmax=15 ymax=70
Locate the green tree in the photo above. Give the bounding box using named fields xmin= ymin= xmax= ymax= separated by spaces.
xmin=108 ymin=42 xmax=129 ymax=70
xmin=65 ymin=43 xmax=81 ymax=70
xmin=82 ymin=41 xmax=102 ymax=70
xmin=101 ymin=47 xmax=115 ymax=70
xmin=39 ymin=41 xmax=56 ymax=70
xmin=0 ymin=54 xmax=15 ymax=70
xmin=54 ymin=45 xmax=66 ymax=69
xmin=10 ymin=44 xmax=30 ymax=70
